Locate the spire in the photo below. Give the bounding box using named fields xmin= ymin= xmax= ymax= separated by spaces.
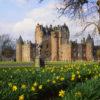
xmin=64 ymin=23 xmax=67 ymax=26
xmin=17 ymin=35 xmax=23 ymax=44
xmin=86 ymin=34 xmax=94 ymax=43
xmin=86 ymin=34 xmax=92 ymax=41
xmin=61 ymin=23 xmax=69 ymax=31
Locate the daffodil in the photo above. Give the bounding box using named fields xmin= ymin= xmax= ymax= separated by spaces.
xmin=56 ymin=76 xmax=59 ymax=80
xmin=21 ymin=84 xmax=26 ymax=89
xmin=47 ymin=79 xmax=50 ymax=82
xmin=12 ymin=85 xmax=17 ymax=92
xmin=76 ymin=71 xmax=80 ymax=74
xmin=71 ymin=73 xmax=75 ymax=81
xmin=75 ymin=91 xmax=82 ymax=97
xmin=31 ymin=86 xmax=35 ymax=92
xmin=8 ymin=82 xmax=12 ymax=87
xmin=78 ymin=75 xmax=81 ymax=78
xmin=52 ymin=80 xmax=56 ymax=84
xmin=33 ymin=82 xmax=38 ymax=87
xmin=60 ymin=77 xmax=64 ymax=81
xmin=38 ymin=85 xmax=43 ymax=90
xmin=19 ymin=95 xmax=24 ymax=100
xmin=59 ymin=90 xmax=65 ymax=97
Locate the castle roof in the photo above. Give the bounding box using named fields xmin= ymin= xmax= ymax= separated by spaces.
xmin=62 ymin=24 xmax=69 ymax=29
xmin=87 ymin=34 xmax=92 ymax=39
xmin=17 ymin=36 xmax=23 ymax=44
xmin=86 ymin=34 xmax=93 ymax=42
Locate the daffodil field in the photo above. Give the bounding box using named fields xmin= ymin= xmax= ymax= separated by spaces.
xmin=0 ymin=61 xmax=100 ymax=100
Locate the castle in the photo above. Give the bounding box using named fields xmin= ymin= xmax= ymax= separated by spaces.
xmin=16 ymin=23 xmax=100 ymax=62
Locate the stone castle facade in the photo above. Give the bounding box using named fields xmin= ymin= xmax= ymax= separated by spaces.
xmin=16 ymin=23 xmax=100 ymax=62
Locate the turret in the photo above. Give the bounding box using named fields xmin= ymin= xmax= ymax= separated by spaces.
xmin=86 ymin=34 xmax=94 ymax=61
xmin=61 ymin=23 xmax=70 ymax=43
xmin=80 ymin=37 xmax=86 ymax=44
xmin=49 ymin=25 xmax=53 ymax=31
xmin=16 ymin=36 xmax=23 ymax=62
xmin=86 ymin=34 xmax=94 ymax=44
xmin=35 ymin=23 xmax=43 ymax=45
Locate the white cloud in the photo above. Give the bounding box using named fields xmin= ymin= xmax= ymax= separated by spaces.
xmin=0 ymin=22 xmax=14 ymax=34
xmin=13 ymin=18 xmax=34 ymax=41
xmin=0 ymin=1 xmax=87 ymax=42
xmin=12 ymin=2 xmax=72 ymax=42
xmin=13 ymin=18 xmax=33 ymax=33
xmin=0 ymin=0 xmax=100 ymax=44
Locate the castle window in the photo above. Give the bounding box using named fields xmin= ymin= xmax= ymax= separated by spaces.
xmin=46 ymin=44 xmax=48 ymax=48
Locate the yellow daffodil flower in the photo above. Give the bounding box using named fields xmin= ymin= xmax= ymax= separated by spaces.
xmin=60 ymin=77 xmax=64 ymax=81
xmin=12 ymin=85 xmax=17 ymax=92
xmin=19 ymin=95 xmax=24 ymax=100
xmin=21 ymin=84 xmax=26 ymax=89
xmin=59 ymin=90 xmax=65 ymax=97
xmin=38 ymin=85 xmax=43 ymax=90
xmin=71 ymin=73 xmax=75 ymax=81
xmin=52 ymin=80 xmax=56 ymax=84
xmin=75 ymin=91 xmax=82 ymax=97
xmin=33 ymin=82 xmax=38 ymax=87
xmin=31 ymin=86 xmax=35 ymax=92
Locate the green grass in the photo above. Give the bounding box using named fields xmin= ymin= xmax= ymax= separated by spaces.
xmin=56 ymin=77 xmax=100 ymax=100
xmin=0 ymin=62 xmax=99 ymax=100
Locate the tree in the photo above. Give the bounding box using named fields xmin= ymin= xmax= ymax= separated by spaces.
xmin=0 ymin=34 xmax=15 ymax=61
xmin=39 ymin=0 xmax=100 ymax=35
xmin=39 ymin=0 xmax=97 ymax=17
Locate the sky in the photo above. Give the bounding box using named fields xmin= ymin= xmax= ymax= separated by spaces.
xmin=0 ymin=0 xmax=100 ymax=44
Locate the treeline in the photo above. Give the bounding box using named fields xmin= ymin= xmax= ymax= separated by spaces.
xmin=0 ymin=34 xmax=16 ymax=61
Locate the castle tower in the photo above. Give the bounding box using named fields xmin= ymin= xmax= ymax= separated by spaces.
xmin=86 ymin=34 xmax=94 ymax=61
xmin=50 ymin=31 xmax=58 ymax=61
xmin=35 ymin=24 xmax=43 ymax=45
xmin=16 ymin=36 xmax=23 ymax=62
xmin=60 ymin=24 xmax=71 ymax=61
xmin=61 ymin=23 xmax=70 ymax=42
xmin=50 ymin=24 xmax=71 ymax=61
xmin=50 ymin=25 xmax=63 ymax=61
xmin=22 ymin=41 xmax=33 ymax=62
xmin=61 ymin=41 xmax=72 ymax=61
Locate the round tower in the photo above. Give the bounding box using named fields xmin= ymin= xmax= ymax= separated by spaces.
xmin=61 ymin=23 xmax=70 ymax=43
xmin=86 ymin=34 xmax=94 ymax=61
xmin=16 ymin=36 xmax=23 ymax=62
xmin=35 ymin=23 xmax=43 ymax=45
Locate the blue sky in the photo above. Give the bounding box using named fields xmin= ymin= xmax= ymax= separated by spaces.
xmin=0 ymin=0 xmax=70 ymax=42
xmin=0 ymin=0 xmax=100 ymax=44
xmin=0 ymin=0 xmax=45 ymax=22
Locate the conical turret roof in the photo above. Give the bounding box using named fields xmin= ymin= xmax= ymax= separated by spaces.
xmin=17 ymin=36 xmax=23 ymax=44
xmin=86 ymin=34 xmax=94 ymax=43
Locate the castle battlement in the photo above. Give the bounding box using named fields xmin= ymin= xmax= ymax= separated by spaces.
xmin=23 ymin=40 xmax=32 ymax=45
xmin=35 ymin=23 xmax=69 ymax=34
xmin=16 ymin=23 xmax=100 ymax=62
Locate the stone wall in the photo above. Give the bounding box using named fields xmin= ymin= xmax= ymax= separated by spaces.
xmin=22 ymin=43 xmax=33 ymax=62
xmin=16 ymin=24 xmax=98 ymax=62
xmin=50 ymin=32 xmax=58 ymax=61
xmin=61 ymin=42 xmax=72 ymax=61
